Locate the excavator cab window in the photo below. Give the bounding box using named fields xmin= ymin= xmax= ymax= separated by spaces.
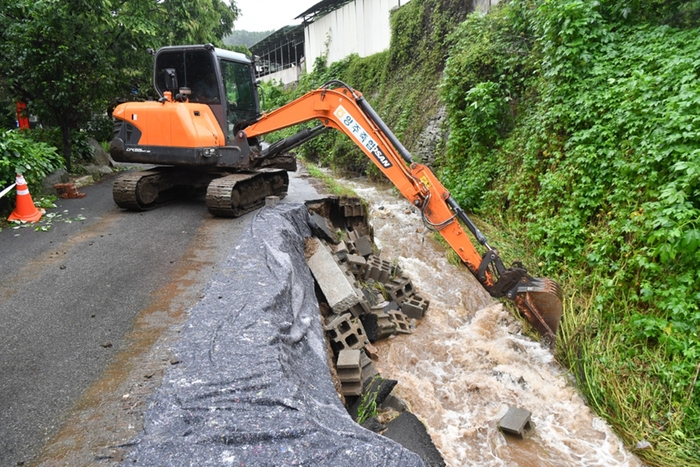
xmin=154 ymin=50 xmax=222 ymax=105
xmin=219 ymin=59 xmax=257 ymax=136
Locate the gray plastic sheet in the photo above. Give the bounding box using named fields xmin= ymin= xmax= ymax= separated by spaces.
xmin=123 ymin=203 xmax=424 ymax=466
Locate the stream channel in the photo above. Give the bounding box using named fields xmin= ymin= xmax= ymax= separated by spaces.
xmin=342 ymin=176 xmax=644 ymax=467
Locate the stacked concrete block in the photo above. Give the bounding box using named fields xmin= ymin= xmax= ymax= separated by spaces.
xmin=385 ymin=276 xmax=415 ymax=304
xmin=337 ymin=349 xmax=363 ymax=396
xmin=400 ymin=294 xmax=431 ymax=320
xmin=324 ymin=313 xmax=369 ymax=353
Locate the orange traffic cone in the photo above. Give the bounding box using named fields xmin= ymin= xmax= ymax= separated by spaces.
xmin=8 ymin=174 xmax=44 ymax=223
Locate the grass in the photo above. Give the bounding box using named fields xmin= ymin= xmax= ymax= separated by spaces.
xmin=300 ymin=158 xmax=359 ymax=197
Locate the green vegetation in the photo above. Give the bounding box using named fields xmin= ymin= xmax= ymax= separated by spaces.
xmin=0 ymin=129 xmax=64 ymax=192
xmin=265 ymin=0 xmax=700 ymax=464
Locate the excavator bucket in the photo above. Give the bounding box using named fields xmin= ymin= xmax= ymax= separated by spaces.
xmin=514 ymin=278 xmax=563 ymax=347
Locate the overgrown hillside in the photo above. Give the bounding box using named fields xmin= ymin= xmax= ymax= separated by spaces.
xmin=268 ymin=0 xmax=700 ymax=465
xmin=440 ymin=2 xmax=700 ymax=465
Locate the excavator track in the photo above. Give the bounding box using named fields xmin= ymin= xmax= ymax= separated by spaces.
xmin=113 ymin=170 xmax=167 ymax=211
xmin=113 ymin=168 xmax=214 ymax=211
xmin=205 ymin=169 xmax=289 ymax=217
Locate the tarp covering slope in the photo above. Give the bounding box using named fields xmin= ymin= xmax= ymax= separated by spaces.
xmin=123 ymin=204 xmax=424 ymax=466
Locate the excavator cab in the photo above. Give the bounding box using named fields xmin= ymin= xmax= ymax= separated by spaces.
xmin=152 ymin=44 xmax=260 ymax=141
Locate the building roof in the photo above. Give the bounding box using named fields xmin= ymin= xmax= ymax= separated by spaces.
xmin=250 ymin=25 xmax=304 ymax=54
xmin=295 ymin=0 xmax=354 ymax=23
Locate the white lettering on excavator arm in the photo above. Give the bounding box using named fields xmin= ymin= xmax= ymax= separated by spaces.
xmin=334 ymin=106 xmax=393 ymax=169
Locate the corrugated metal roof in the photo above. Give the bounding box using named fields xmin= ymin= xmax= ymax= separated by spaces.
xmin=295 ymin=0 xmax=354 ymax=22
xmin=250 ymin=25 xmax=304 ymax=53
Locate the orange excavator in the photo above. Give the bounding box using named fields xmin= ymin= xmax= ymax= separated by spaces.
xmin=110 ymin=44 xmax=562 ymax=344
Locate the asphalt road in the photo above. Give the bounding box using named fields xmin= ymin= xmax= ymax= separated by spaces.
xmin=0 ymin=168 xmax=321 ymax=466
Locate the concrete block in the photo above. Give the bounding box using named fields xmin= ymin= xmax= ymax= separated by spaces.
xmin=386 ymin=276 xmax=415 ymax=304
xmin=337 ymin=349 xmax=363 ymax=396
xmin=498 ymin=407 xmax=533 ymax=438
xmin=400 ymin=294 xmax=430 ymax=320
xmin=354 ymin=235 xmax=375 ymax=257
xmin=364 ymin=256 xmax=393 ymax=284
xmin=337 ymin=348 xmax=362 ymax=370
xmin=339 ymin=196 xmax=365 ymax=218
xmin=307 ymin=238 xmax=361 ymax=314
xmin=346 ymin=254 xmax=367 ymax=278
xmin=387 ymin=309 xmax=412 ymax=334
xmin=324 ymin=312 xmax=369 ymax=353
xmin=348 ymin=298 xmax=371 ymax=318
xmin=309 ymin=211 xmax=338 ymax=244
xmin=361 ymin=309 xmax=397 ymax=342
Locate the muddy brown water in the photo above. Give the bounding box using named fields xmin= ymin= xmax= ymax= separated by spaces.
xmin=345 ymin=177 xmax=644 ymax=467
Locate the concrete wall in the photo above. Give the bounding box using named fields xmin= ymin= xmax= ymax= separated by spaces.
xmin=302 ymin=0 xmax=499 ymax=73
xmin=259 ymin=65 xmax=302 ymax=85
xmin=304 ymin=0 xmax=407 ymax=69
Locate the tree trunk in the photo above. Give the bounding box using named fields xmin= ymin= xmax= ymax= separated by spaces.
xmin=59 ymin=122 xmax=72 ymax=173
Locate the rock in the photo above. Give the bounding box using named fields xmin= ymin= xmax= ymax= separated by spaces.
xmin=360 ymin=417 xmax=385 ymax=433
xmin=634 ymin=440 xmax=652 ymax=450
xmin=88 ymin=138 xmax=114 ymax=167
xmin=83 ymin=163 xmax=113 ymax=180
xmin=383 ymin=412 xmax=446 ymax=467
xmin=41 ymin=169 xmax=70 ymax=195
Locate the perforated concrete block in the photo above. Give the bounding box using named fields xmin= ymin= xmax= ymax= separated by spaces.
xmin=498 ymin=407 xmax=533 ymax=438
xmin=400 ymin=294 xmax=430 ymax=320
xmin=387 ymin=309 xmax=413 ymax=335
xmin=361 ymin=307 xmax=397 ymax=342
xmin=324 ymin=312 xmax=369 ymax=353
xmin=339 ymin=197 xmax=365 ymax=217
xmin=337 ymin=349 xmax=363 ymax=396
xmin=364 ymin=256 xmax=392 ymax=284
xmin=386 ymin=276 xmax=415 ymax=304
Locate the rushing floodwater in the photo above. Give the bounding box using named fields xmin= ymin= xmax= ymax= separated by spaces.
xmin=343 ymin=177 xmax=643 ymax=467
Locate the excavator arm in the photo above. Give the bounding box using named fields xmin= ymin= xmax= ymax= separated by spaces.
xmin=242 ymin=81 xmax=562 ymax=345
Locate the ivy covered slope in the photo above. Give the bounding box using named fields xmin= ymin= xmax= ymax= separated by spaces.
xmin=440 ymin=1 xmax=700 ymax=465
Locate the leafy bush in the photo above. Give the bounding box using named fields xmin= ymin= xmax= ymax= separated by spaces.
xmin=0 ymin=129 xmax=64 ymax=192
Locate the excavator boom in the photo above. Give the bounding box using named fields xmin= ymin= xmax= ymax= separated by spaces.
xmin=242 ymin=82 xmax=562 ymax=344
